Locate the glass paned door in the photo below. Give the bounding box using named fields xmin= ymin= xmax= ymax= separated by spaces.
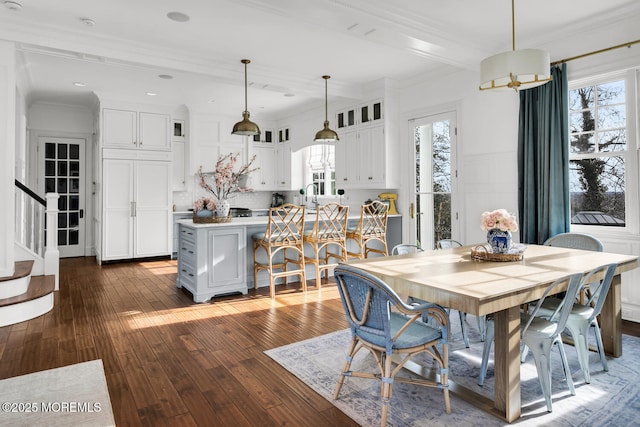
xmin=39 ymin=137 xmax=86 ymax=257
xmin=410 ymin=112 xmax=458 ymax=249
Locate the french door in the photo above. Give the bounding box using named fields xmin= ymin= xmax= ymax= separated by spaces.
xmin=409 ymin=111 xmax=459 ymax=249
xmin=38 ymin=136 xmax=86 ymax=258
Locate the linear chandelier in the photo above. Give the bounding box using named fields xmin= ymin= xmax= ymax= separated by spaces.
xmin=479 ymin=0 xmax=551 ymax=91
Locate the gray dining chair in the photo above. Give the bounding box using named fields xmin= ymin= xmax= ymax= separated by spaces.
xmin=536 ymin=263 xmax=617 ymax=383
xmin=543 ymin=232 xmax=603 ymax=252
xmin=478 ymin=272 xmax=583 ymax=412
xmin=333 ymin=264 xmax=451 ymax=426
xmin=436 ymin=239 xmax=463 ymax=249
xmin=436 ymin=239 xmax=488 ymax=343
xmin=394 ymin=243 xmax=471 ymax=348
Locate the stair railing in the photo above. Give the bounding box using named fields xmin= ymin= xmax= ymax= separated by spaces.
xmin=14 ymin=180 xmax=47 ymax=257
xmin=14 ymin=180 xmax=59 ymax=289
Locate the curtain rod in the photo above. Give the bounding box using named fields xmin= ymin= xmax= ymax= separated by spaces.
xmin=551 ymin=39 xmax=640 ymax=66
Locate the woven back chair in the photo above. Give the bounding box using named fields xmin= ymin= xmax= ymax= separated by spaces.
xmin=252 ymin=203 xmax=306 ymax=299
xmin=346 ymin=200 xmax=389 ymax=259
xmin=333 ymin=264 xmax=451 ymax=426
xmin=303 ymin=203 xmax=349 ymax=288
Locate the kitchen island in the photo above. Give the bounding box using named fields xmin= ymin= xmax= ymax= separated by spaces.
xmin=176 ymin=214 xmax=402 ymax=302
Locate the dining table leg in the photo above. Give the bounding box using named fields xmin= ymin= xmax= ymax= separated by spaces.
xmin=493 ymin=306 xmax=521 ymax=422
xmin=600 ymin=273 xmax=623 ymax=357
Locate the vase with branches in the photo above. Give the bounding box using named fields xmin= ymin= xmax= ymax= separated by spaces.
xmin=197 ymin=152 xmax=258 ymax=218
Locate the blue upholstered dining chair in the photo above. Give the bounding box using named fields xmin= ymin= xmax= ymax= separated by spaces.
xmin=536 ymin=263 xmax=617 ymax=383
xmin=333 ymin=264 xmax=451 ymax=426
xmin=478 ymin=272 xmax=583 ymax=413
xmin=543 ymin=232 xmax=604 ymax=252
xmin=394 ymin=243 xmax=473 ymax=348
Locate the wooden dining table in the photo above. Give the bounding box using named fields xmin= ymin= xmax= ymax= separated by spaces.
xmin=345 ymin=243 xmax=638 ymax=422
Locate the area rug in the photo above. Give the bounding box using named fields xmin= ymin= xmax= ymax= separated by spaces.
xmin=265 ymin=315 xmax=640 ymax=426
xmin=0 ymin=359 xmax=115 ymax=427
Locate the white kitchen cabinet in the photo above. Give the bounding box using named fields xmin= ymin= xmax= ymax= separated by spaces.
xmin=250 ymin=146 xmax=276 ymax=191
xmin=102 ymin=158 xmax=171 ymax=260
xmin=177 ymin=224 xmax=247 ymax=302
xmin=336 ymin=106 xmax=357 ymax=130
xmin=103 ymin=108 xmax=170 ymax=151
xmin=335 ymin=124 xmax=384 ymax=188
xmin=278 ymin=127 xmax=290 ymax=143
xmin=252 ymin=128 xmax=274 ymax=144
xmin=358 ymin=98 xmax=384 ymax=126
xmin=172 ymin=141 xmax=186 ymax=191
xmin=276 ymin=143 xmax=291 ymax=190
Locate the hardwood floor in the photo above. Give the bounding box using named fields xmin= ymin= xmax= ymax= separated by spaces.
xmin=0 ymin=257 xmax=357 ymax=426
xmin=1 ymin=257 xmax=638 ymax=426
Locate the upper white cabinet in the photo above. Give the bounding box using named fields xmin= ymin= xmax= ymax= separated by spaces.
xmin=252 ymin=129 xmax=274 ymax=144
xmin=335 ymin=97 xmax=395 ymax=189
xmin=103 ymin=108 xmax=171 ymax=151
xmin=250 ymin=146 xmax=276 ymax=190
xmin=278 ymin=127 xmax=290 ymax=143
xmin=336 ymin=99 xmax=383 ymax=130
xmin=335 ymin=125 xmax=384 ymax=187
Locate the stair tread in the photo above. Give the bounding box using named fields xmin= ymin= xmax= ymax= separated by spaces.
xmin=0 ymin=275 xmax=55 ymax=307
xmin=0 ymin=260 xmax=35 ymax=283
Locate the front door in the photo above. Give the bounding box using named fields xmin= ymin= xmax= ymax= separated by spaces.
xmin=38 ymin=137 xmax=86 ymax=258
xmin=409 ymin=111 xmax=459 ymax=249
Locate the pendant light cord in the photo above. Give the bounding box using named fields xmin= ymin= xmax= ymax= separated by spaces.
xmin=324 ymin=77 xmax=328 ymax=122
xmin=244 ymin=60 xmax=248 ymax=112
xmin=511 ymin=0 xmax=515 ymax=52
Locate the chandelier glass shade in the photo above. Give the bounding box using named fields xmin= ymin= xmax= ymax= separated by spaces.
xmin=479 ymin=0 xmax=551 ymax=91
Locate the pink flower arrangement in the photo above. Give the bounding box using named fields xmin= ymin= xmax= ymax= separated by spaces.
xmin=481 ymin=209 xmax=519 ymax=232
xmin=197 ymin=152 xmax=258 ymax=202
xmin=193 ymin=197 xmax=216 ymax=212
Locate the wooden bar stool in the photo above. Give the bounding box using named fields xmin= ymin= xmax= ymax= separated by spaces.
xmin=346 ymin=200 xmax=389 ymax=259
xmin=303 ymin=203 xmax=349 ymax=288
xmin=252 ymin=204 xmax=306 ymax=299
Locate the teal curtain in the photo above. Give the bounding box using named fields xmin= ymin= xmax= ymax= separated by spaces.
xmin=518 ymin=64 xmax=570 ymax=244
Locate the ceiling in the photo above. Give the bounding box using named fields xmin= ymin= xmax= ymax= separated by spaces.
xmin=1 ymin=0 xmax=639 ymax=119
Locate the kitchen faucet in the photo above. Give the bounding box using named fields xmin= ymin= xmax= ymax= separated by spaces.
xmin=305 ymin=183 xmax=319 ymax=210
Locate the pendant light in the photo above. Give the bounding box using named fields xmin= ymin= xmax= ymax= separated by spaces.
xmin=232 ymin=59 xmax=261 ymax=136
xmin=479 ymin=0 xmax=551 ymax=91
xmin=314 ymin=75 xmax=339 ymax=142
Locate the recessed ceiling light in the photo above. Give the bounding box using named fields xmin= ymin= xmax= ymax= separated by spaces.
xmin=158 ymin=74 xmax=173 ymax=79
xmin=3 ymin=1 xmax=22 ymax=11
xmin=208 ymin=99 xmax=215 ymax=103
xmin=80 ymin=17 xmax=95 ymax=27
xmin=146 ymin=92 xmax=157 ymax=96
xmin=73 ymin=82 xmax=86 ymax=87
xmin=167 ymin=11 xmax=190 ymax=22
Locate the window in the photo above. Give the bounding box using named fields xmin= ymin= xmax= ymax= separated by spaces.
xmin=306 ymin=144 xmax=335 ymax=196
xmin=569 ymin=76 xmax=630 ymax=227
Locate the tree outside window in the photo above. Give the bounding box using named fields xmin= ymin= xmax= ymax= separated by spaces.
xmin=569 ymin=79 xmax=626 ymax=226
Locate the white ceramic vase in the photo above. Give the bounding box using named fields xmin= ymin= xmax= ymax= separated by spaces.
xmin=216 ymin=199 xmax=230 ymax=218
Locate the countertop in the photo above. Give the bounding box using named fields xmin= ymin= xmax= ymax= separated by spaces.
xmin=177 ymin=213 xmax=401 ymax=228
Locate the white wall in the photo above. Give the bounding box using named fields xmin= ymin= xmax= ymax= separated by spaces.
xmin=397 ymin=69 xmax=520 ymax=245
xmin=0 ymin=41 xmax=16 ymax=278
